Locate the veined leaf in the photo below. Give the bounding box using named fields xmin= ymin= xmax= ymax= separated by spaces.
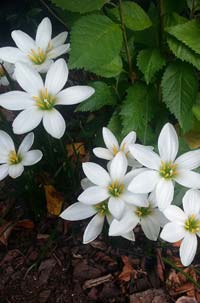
xmin=69 ymin=14 xmax=123 ymax=71
xmin=90 ymin=56 xmax=122 ymax=78
xmin=137 ymin=48 xmax=166 ymax=84
xmin=51 ymin=0 xmax=108 ymax=13
xmin=161 ymin=62 xmax=198 ymax=131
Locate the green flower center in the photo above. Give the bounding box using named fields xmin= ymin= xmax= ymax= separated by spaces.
xmin=94 ymin=201 xmax=110 ymax=216
xmin=8 ymin=151 xmax=22 ymax=165
xmin=159 ymin=161 xmax=177 ymax=180
xmin=0 ymin=65 xmax=5 ymax=78
xmin=108 ymin=180 xmax=124 ymax=197
xmin=184 ymin=215 xmax=200 ymax=233
xmin=33 ymin=88 xmax=56 ymax=110
xmin=28 ymin=47 xmax=47 ymax=65
xmin=135 ymin=205 xmax=152 ymax=218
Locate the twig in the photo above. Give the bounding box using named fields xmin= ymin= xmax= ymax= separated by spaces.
xmin=39 ymin=0 xmax=68 ymax=29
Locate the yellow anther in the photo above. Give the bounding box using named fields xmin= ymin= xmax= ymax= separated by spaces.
xmin=159 ymin=160 xmax=178 ymax=180
xmin=108 ymin=180 xmax=124 ymax=197
xmin=184 ymin=214 xmax=200 ymax=233
xmin=28 ymin=47 xmax=47 ymax=65
xmin=113 ymin=145 xmax=118 ymax=156
xmin=8 ymin=151 xmax=21 ymax=165
xmin=33 ymin=89 xmax=56 ymax=110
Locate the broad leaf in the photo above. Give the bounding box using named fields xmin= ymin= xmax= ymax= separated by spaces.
xmin=161 ymin=62 xmax=198 ymax=131
xmin=76 ymin=81 xmax=116 ymax=112
xmin=69 ymin=14 xmax=123 ymax=71
xmin=107 ymin=111 xmax=123 ymax=142
xmin=90 ymin=56 xmax=122 ymax=78
xmin=137 ymin=48 xmax=166 ymax=84
xmin=51 ymin=0 xmax=108 ymax=13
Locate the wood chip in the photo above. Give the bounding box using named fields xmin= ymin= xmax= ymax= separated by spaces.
xmin=83 ymin=274 xmax=113 ymax=289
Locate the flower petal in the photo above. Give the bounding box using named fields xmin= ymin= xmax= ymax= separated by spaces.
xmin=141 ymin=216 xmax=160 ymax=241
xmin=0 ymin=47 xmax=26 ymax=63
xmin=160 ymin=222 xmax=185 ymax=242
xmin=0 ymin=130 xmax=15 ymax=153
xmin=128 ymin=170 xmax=160 ymax=193
xmin=0 ymin=91 xmax=34 ymax=110
xmin=175 ymin=150 xmax=200 ymax=170
xmin=11 ymin=30 xmax=35 ymax=53
xmin=121 ymin=231 xmax=135 ymax=241
xmin=48 ymin=44 xmax=70 ymax=59
xmin=102 ymin=127 xmax=119 ymax=153
xmin=45 ymin=59 xmax=68 ymax=95
xmin=180 ymin=233 xmax=197 ymax=266
xmin=108 ymin=197 xmax=125 ymax=220
xmin=18 ymin=133 xmax=34 ymax=154
xmin=80 ymin=178 xmax=94 ymax=190
xmin=57 ymin=86 xmax=95 ymax=105
xmin=93 ymin=147 xmax=113 ymax=160
xmin=121 ymin=191 xmax=148 ymax=206
xmin=129 ymin=144 xmax=161 ymax=170
xmin=82 ymin=162 xmax=110 ymax=186
xmin=78 ymin=186 xmax=109 ymax=204
xmin=175 ymin=170 xmax=200 ymax=189
xmin=120 ymin=131 xmax=136 ymax=152
xmin=0 ymin=164 xmax=9 ymax=181
xmin=83 ymin=214 xmax=104 ymax=244
xmin=163 ymin=205 xmax=187 ymax=222
xmin=13 ymin=108 xmax=43 ymax=134
xmin=60 ymin=202 xmax=96 ymax=221
xmin=8 ymin=163 xmax=24 ymax=178
xmin=34 ymin=59 xmax=53 ymax=73
xmin=158 ymin=123 xmax=178 ymax=162
xmin=43 ymin=108 xmax=66 ymax=139
xmin=22 ymin=150 xmax=42 ymax=166
xmin=109 ymin=212 xmax=138 ymax=236
xmin=51 ymin=32 xmax=68 ymax=47
xmin=36 ymin=17 xmax=52 ymax=50
xmin=110 ymin=151 xmax=127 ymax=181
xmin=15 ymin=62 xmax=43 ymax=95
xmin=156 ymin=179 xmax=174 ymax=210
xmin=182 ymin=189 xmax=200 ymax=216
xmin=123 ymin=168 xmax=148 ymax=186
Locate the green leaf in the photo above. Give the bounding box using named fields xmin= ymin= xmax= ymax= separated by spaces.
xmin=137 ymin=49 xmax=166 ymax=84
xmin=120 ymin=83 xmax=157 ymax=144
xmin=107 ymin=111 xmax=123 ymax=142
xmin=51 ymin=0 xmax=108 ymax=13
xmin=69 ymin=14 xmax=123 ymax=71
xmin=90 ymin=56 xmax=122 ymax=78
xmin=165 ymin=20 xmax=200 ymax=55
xmin=76 ymin=81 xmax=116 ymax=112
xmin=110 ymin=1 xmax=152 ymax=31
xmin=161 ymin=62 xmax=198 ymax=131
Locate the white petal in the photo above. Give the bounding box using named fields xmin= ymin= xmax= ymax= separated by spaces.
xmin=11 ymin=30 xmax=35 ymax=53
xmin=93 ymin=147 xmax=113 ymax=160
xmin=109 ymin=212 xmax=138 ymax=236
xmin=180 ymin=233 xmax=197 ymax=266
xmin=0 ymin=47 xmax=26 ymax=63
xmin=57 ymin=86 xmax=95 ymax=105
xmin=141 ymin=216 xmax=160 ymax=241
xmin=45 ymin=59 xmax=68 ymax=95
xmin=160 ymin=222 xmax=185 ymax=242
xmin=129 ymin=144 xmax=161 ymax=170
xmin=83 ymin=214 xmax=104 ymax=244
xmin=18 ymin=133 xmax=34 ymax=154
xmin=80 ymin=178 xmax=94 ymax=190
xmin=108 ymin=197 xmax=125 ymax=219
xmin=175 ymin=150 xmax=200 ymax=170
xmin=43 ymin=109 xmax=66 ymax=139
xmin=163 ymin=205 xmax=187 ymax=222
xmin=15 ymin=62 xmax=43 ymax=95
xmin=8 ymin=163 xmax=24 ymax=178
xmin=121 ymin=231 xmax=135 ymax=241
xmin=0 ymin=130 xmax=15 ymax=153
xmin=60 ymin=202 xmax=96 ymax=221
xmin=21 ymin=150 xmax=42 ymax=166
xmin=156 ymin=179 xmax=174 ymax=210
xmin=175 ymin=170 xmax=200 ymax=189
xmin=121 ymin=191 xmax=148 ymax=206
xmin=110 ymin=152 xmax=127 ymax=181
xmin=51 ymin=32 xmax=68 ymax=47
xmin=123 ymin=168 xmax=148 ymax=186
xmin=13 ymin=108 xmax=43 ymax=134
xmin=0 ymin=91 xmax=34 ymax=110
xmin=120 ymin=131 xmax=136 ymax=152
xmin=0 ymin=164 xmax=9 ymax=180
xmin=82 ymin=162 xmax=110 ymax=186
xmin=36 ymin=17 xmax=52 ymax=50
xmin=102 ymin=127 xmax=119 ymax=152
xmin=128 ymin=170 xmax=160 ymax=193
xmin=153 ymin=209 xmax=168 ymax=227
xmin=158 ymin=123 xmax=178 ymax=162
xmin=182 ymin=189 xmax=200 ymax=215
xmin=48 ymin=44 xmax=70 ymax=59
xmin=78 ymin=186 xmax=109 ymax=204
xmin=34 ymin=59 xmax=53 ymax=73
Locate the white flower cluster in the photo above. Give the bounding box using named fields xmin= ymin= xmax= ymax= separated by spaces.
xmin=61 ymin=124 xmax=200 ymax=267
xmin=0 ymin=18 xmax=94 ymax=179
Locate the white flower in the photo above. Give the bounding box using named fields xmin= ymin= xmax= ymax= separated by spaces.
xmin=128 ymin=123 xmax=200 ymax=210
xmin=93 ymin=127 xmax=141 ymax=167
xmin=0 ymin=61 xmax=14 ymax=86
xmin=78 ymin=152 xmax=148 ymax=220
xmin=0 ymin=59 xmax=95 ymax=139
xmin=0 ymin=17 xmax=70 ymax=73
xmin=109 ymin=192 xmax=166 ymax=241
xmin=0 ymin=131 xmax=42 ymax=180
xmin=160 ymin=189 xmax=200 ymax=266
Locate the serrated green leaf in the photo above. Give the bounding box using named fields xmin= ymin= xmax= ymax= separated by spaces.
xmin=90 ymin=56 xmax=122 ymax=78
xmin=76 ymin=81 xmax=115 ymax=112
xmin=110 ymin=1 xmax=152 ymax=31
xmin=161 ymin=62 xmax=198 ymax=131
xmin=69 ymin=14 xmax=123 ymax=71
xmin=51 ymin=0 xmax=108 ymax=13
xmin=107 ymin=111 xmax=123 ymax=142
xmin=165 ymin=20 xmax=200 ymax=55
xmin=137 ymin=49 xmax=166 ymax=84
xmin=120 ymin=83 xmax=157 ymax=144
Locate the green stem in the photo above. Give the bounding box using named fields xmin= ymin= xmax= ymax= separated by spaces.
xmin=39 ymin=0 xmax=68 ymax=29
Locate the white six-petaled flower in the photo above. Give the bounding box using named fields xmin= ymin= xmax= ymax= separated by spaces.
xmin=0 ymin=59 xmax=95 ymax=139
xmin=160 ymin=189 xmax=200 ymax=266
xmin=0 ymin=131 xmax=42 ymax=180
xmin=0 ymin=17 xmax=70 ymax=73
xmin=128 ymin=123 xmax=200 ymax=210
xmin=78 ymin=152 xmax=148 ymax=220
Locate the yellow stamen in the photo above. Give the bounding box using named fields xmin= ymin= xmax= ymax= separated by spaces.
xmin=33 ymin=88 xmax=56 ymax=110
xmin=28 ymin=47 xmax=47 ymax=65
xmin=184 ymin=214 xmax=200 ymax=233
xmin=113 ymin=145 xmax=118 ymax=156
xmin=8 ymin=151 xmax=21 ymax=165
xmin=159 ymin=160 xmax=178 ymax=180
xmin=0 ymin=66 xmax=5 ymax=77
xmin=108 ymin=180 xmax=124 ymax=197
